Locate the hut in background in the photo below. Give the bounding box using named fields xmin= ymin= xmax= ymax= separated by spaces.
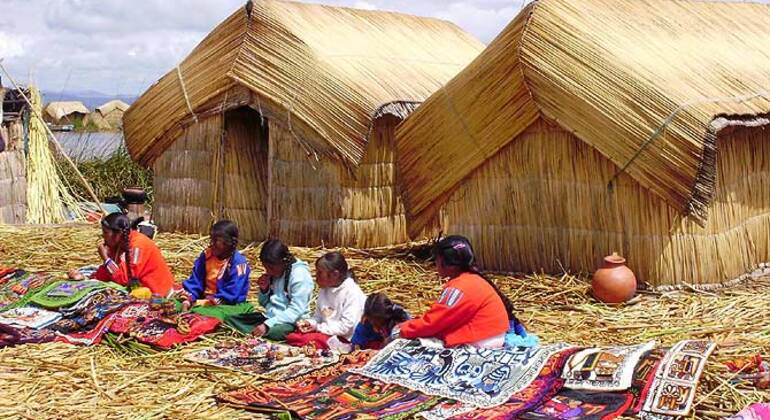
xmin=87 ymin=100 xmax=130 ymax=131
xmin=123 ymin=0 xmax=483 ymax=246
xmin=396 ymin=0 xmax=770 ymax=289
xmin=0 ymin=85 xmax=28 ymax=223
xmin=44 ymin=101 xmax=89 ymax=126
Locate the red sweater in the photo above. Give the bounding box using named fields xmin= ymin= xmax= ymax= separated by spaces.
xmin=399 ymin=272 xmax=509 ymax=347
xmin=93 ymin=231 xmax=174 ymax=296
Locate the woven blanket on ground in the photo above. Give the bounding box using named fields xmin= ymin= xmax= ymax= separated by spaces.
xmin=624 ymin=348 xmax=667 ymax=415
xmin=520 ymin=390 xmax=633 ymax=420
xmin=29 ymin=280 xmax=118 ymax=309
xmin=642 ymin=339 xmax=715 ymax=417
xmin=187 ymin=339 xmax=339 ymax=380
xmin=0 ymin=323 xmax=57 ymax=347
xmin=0 ymin=270 xmax=57 ymax=312
xmin=419 ymin=347 xmax=581 ymax=420
xmin=216 ymin=352 xmax=438 ymax=419
xmin=0 ymin=307 xmax=61 ymax=329
xmin=109 ymin=303 xmax=220 ymax=349
xmin=562 ymin=341 xmax=656 ymax=391
xmin=725 ymin=403 xmax=770 ymax=420
xmin=352 ymin=339 xmax=572 ymax=409
xmin=54 ymin=312 xmax=118 ymax=346
xmin=51 ymin=287 xmax=131 ymax=334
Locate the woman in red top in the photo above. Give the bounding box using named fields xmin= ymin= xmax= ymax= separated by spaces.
xmin=68 ymin=213 xmax=174 ymax=296
xmin=398 ymin=235 xmax=521 ymax=348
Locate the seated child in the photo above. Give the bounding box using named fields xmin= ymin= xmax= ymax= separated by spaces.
xmin=350 ymin=292 xmax=410 ymax=350
xmin=397 ymin=235 xmax=524 ymax=349
xmin=225 ymin=239 xmax=313 ymax=341
xmin=180 ymin=220 xmax=252 ymax=320
xmin=286 ymin=252 xmax=366 ymax=350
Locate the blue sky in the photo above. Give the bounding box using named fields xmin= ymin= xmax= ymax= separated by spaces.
xmin=0 ymin=0 xmax=528 ymax=95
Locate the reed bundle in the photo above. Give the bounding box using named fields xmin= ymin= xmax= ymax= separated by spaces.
xmin=123 ymin=0 xmax=483 ymax=167
xmin=0 ymin=224 xmax=767 ymax=418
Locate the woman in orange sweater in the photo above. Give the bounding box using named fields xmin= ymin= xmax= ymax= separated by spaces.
xmin=398 ymin=235 xmax=521 ymax=348
xmin=68 ymin=213 xmax=174 ymax=296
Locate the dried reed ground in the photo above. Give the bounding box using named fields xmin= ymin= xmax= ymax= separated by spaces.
xmin=0 ymin=224 xmax=767 ymax=419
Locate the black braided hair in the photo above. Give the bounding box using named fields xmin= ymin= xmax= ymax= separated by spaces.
xmin=364 ymin=292 xmax=409 ymax=333
xmin=433 ymin=235 xmax=521 ymax=328
xmin=260 ymin=239 xmax=296 ymax=298
xmin=211 ymin=220 xmax=239 ymax=275
xmin=101 ymin=212 xmax=136 ymax=288
xmin=315 ymin=251 xmax=354 ymax=286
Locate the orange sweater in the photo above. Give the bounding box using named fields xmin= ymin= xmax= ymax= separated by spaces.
xmin=93 ymin=231 xmax=174 ymax=296
xmin=399 ymin=272 xmax=509 ymax=347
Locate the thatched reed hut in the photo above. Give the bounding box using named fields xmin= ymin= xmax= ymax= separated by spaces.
xmin=0 ymin=86 xmax=29 ymax=224
xmin=123 ymin=0 xmax=483 ymax=246
xmin=87 ymin=100 xmax=129 ymax=131
xmin=44 ymin=101 xmax=89 ymax=126
xmin=396 ymin=0 xmax=770 ymax=289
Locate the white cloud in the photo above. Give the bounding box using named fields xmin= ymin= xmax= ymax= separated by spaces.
xmin=0 ymin=33 xmax=26 ymax=58
xmin=353 ymin=1 xmax=378 ymax=10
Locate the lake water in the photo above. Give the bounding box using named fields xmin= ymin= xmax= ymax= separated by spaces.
xmin=54 ymin=132 xmax=125 ymax=161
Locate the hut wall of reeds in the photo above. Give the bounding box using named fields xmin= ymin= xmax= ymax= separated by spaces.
xmin=44 ymin=102 xmax=89 ymax=125
xmin=127 ymin=0 xmax=483 ymax=246
xmin=396 ymin=0 xmax=770 ymax=288
xmin=0 ymin=151 xmax=27 ymax=224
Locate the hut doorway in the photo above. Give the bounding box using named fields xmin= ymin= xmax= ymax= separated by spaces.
xmin=218 ymin=107 xmax=269 ymax=241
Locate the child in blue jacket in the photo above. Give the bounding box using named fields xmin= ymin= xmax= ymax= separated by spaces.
xmin=181 ymin=220 xmax=252 ymax=320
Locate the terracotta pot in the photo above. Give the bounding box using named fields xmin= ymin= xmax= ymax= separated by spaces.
xmin=592 ymin=252 xmax=637 ymax=304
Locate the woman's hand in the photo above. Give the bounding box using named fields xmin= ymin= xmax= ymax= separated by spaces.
xmin=252 ymin=324 xmax=268 ymax=337
xmin=67 ymin=269 xmax=85 ymax=281
xmin=257 ymin=274 xmax=271 ymax=293
xmin=97 ymin=242 xmax=110 ymax=262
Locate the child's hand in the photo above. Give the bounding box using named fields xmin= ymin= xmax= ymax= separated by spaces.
xmin=67 ymin=269 xmax=85 ymax=281
xmin=181 ymin=300 xmax=192 ymax=312
xmin=97 ymin=242 xmax=110 ymax=262
xmin=257 ymin=274 xmax=271 ymax=292
xmin=297 ymin=319 xmax=316 ymax=333
xmin=252 ymin=324 xmax=268 ymax=337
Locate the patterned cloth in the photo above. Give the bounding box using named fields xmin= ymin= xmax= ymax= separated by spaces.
xmin=562 ymin=341 xmax=656 ymax=391
xmin=353 ymin=339 xmax=572 ymax=408
xmin=29 ymin=280 xmax=119 ymax=309
xmin=54 ymin=312 xmax=119 ymax=346
xmin=51 ymin=287 xmax=132 ymax=333
xmin=642 ymin=339 xmax=715 ymax=417
xmin=109 ymin=303 xmax=220 ymax=349
xmin=624 ymin=348 xmax=667 ymax=415
xmin=215 ymin=352 xmax=436 ymax=419
xmin=419 ymin=348 xmax=581 ymax=420
xmin=520 ymin=389 xmax=633 ymax=420
xmin=725 ymin=403 xmax=770 ymax=420
xmin=0 ymin=323 xmax=57 ymax=347
xmin=186 ymin=339 xmax=339 ymax=380
xmin=0 ymin=307 xmax=61 ymax=329
xmin=0 ymin=270 xmax=57 ymax=312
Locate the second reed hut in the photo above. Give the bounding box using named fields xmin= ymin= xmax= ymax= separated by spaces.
xmin=396 ymin=0 xmax=770 ymax=288
xmin=123 ymin=0 xmax=483 ymax=247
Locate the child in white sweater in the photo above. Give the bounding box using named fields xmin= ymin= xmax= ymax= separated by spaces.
xmin=286 ymin=252 xmax=366 ymax=350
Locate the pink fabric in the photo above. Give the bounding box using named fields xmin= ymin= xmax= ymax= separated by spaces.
xmin=727 ymin=403 xmax=770 ymax=420
xmin=286 ymin=332 xmax=332 ymax=350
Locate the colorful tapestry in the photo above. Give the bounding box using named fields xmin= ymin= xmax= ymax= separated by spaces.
xmin=520 ymin=389 xmax=633 ymax=420
xmin=353 ymin=339 xmax=572 ymax=409
xmin=419 ymin=348 xmax=581 ymax=420
xmin=0 ymin=307 xmax=61 ymax=329
xmin=29 ymin=280 xmax=118 ymax=309
xmin=725 ymin=403 xmax=770 ymax=420
xmin=562 ymin=341 xmax=656 ymax=391
xmin=187 ymin=339 xmax=339 ymax=380
xmin=51 ymin=287 xmax=131 ymax=333
xmin=216 ymin=352 xmax=440 ymax=419
xmin=109 ymin=303 xmax=159 ymax=334
xmin=642 ymin=339 xmax=715 ymax=417
xmin=624 ymin=349 xmax=666 ymax=415
xmin=0 ymin=323 xmax=57 ymax=347
xmin=54 ymin=312 xmax=118 ymax=346
xmin=132 ymin=313 xmax=220 ymax=349
xmin=0 ymin=270 xmax=57 ymax=312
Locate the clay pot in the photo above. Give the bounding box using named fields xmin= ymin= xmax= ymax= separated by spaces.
xmin=592 ymin=252 xmax=637 ymax=304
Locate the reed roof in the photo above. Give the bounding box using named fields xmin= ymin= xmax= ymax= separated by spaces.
xmin=96 ymin=100 xmax=129 ymax=115
xmin=44 ymin=101 xmax=89 ymax=121
xmin=123 ymin=0 xmax=483 ymax=166
xmin=396 ymin=0 xmax=770 ymax=235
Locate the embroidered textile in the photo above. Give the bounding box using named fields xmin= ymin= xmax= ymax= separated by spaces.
xmin=520 ymin=389 xmax=633 ymax=420
xmin=0 ymin=323 xmax=57 ymax=347
xmin=725 ymin=403 xmax=770 ymax=420
xmin=29 ymin=280 xmax=118 ymax=309
xmin=353 ymin=339 xmax=572 ymax=408
xmin=54 ymin=312 xmax=118 ymax=346
xmin=0 ymin=307 xmax=61 ymax=329
xmin=0 ymin=270 xmax=56 ymax=312
xmin=562 ymin=341 xmax=656 ymax=391
xmin=624 ymin=349 xmax=666 ymax=415
xmin=216 ymin=352 xmax=438 ymax=419
xmin=109 ymin=302 xmax=220 ymax=348
xmin=642 ymin=339 xmax=715 ymax=417
xmin=187 ymin=339 xmax=339 ymax=380
xmin=51 ymin=288 xmax=131 ymax=334
xmin=419 ymin=348 xmax=580 ymax=420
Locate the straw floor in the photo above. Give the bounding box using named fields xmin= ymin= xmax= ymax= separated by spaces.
xmin=0 ymin=224 xmax=767 ymax=419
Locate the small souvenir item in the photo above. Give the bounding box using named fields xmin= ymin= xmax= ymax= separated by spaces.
xmin=304 ymin=343 xmax=317 ymax=357
xmin=149 ymin=294 xmax=163 ymax=310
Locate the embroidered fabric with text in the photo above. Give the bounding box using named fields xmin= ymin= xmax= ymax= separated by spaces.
xmin=562 ymin=341 xmax=656 ymax=391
